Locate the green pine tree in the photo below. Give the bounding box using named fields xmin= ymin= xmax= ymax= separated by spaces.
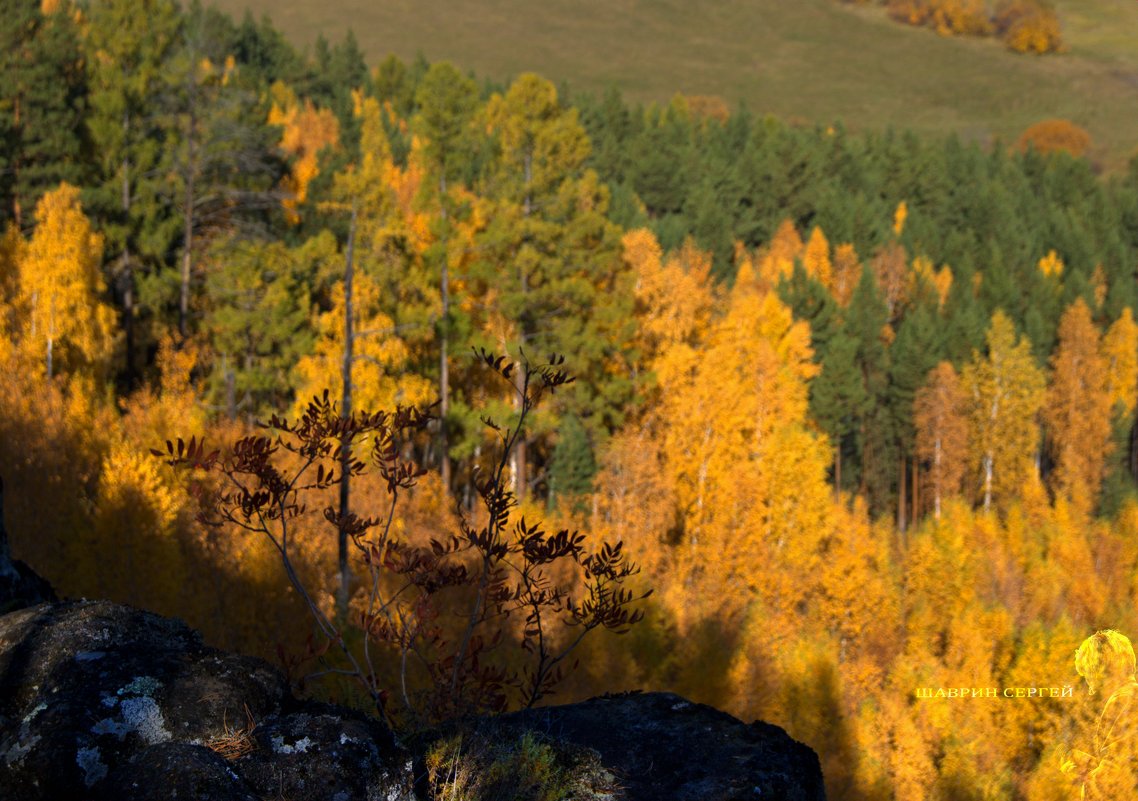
xmin=200 ymin=233 xmax=319 ymax=418
xmin=83 ymin=0 xmax=183 ymax=380
xmin=548 ymin=414 xmax=597 ymax=512
xmin=0 ymin=0 xmax=87 ymax=228
xmin=472 ymin=73 xmax=634 ymax=501
xmin=845 ymin=264 xmax=894 ymax=515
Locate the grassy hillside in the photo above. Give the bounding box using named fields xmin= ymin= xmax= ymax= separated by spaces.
xmin=209 ymin=0 xmax=1138 ymax=172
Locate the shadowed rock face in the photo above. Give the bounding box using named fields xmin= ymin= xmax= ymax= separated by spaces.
xmin=0 ymin=601 xmax=415 ymax=801
xmin=493 ymin=692 xmax=827 ymax=801
xmin=102 ymin=743 xmax=261 ymax=801
xmin=0 ymin=598 xmax=826 ymax=800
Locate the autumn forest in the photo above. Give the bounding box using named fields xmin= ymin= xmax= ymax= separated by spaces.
xmin=4 ymin=0 xmax=1138 ymax=799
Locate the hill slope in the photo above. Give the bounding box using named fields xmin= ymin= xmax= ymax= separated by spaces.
xmin=209 ymin=0 xmax=1138 ymax=172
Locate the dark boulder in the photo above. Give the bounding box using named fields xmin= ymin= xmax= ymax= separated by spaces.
xmin=0 ymin=600 xmax=415 ymax=801
xmin=489 ymin=692 xmax=827 ymax=801
xmin=236 ymin=706 xmax=413 ymax=801
xmin=103 ymin=742 xmax=260 ymax=801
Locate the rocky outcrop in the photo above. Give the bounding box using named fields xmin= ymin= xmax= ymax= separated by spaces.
xmin=0 ymin=596 xmax=825 ymax=800
xmin=489 ymin=692 xmax=827 ymax=801
xmin=0 ymin=601 xmax=414 ymax=801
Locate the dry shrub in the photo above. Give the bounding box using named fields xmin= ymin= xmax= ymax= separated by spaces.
xmin=1016 ymin=118 xmax=1092 ymax=158
xmin=882 ymin=0 xmax=1062 ymax=52
xmin=995 ymin=0 xmax=1064 ymax=53
xmin=684 ymin=95 xmax=730 ymax=125
xmin=886 ymin=0 xmax=990 ymax=36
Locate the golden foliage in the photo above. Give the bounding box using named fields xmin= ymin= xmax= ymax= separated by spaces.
xmin=16 ymin=184 xmax=116 ymax=378
xmin=829 ymin=242 xmax=862 ymax=307
xmin=1044 ymin=299 xmax=1112 ymax=512
xmin=802 ymin=226 xmax=833 ymax=288
xmin=1017 ymin=119 xmax=1091 ymax=158
xmin=757 ymin=218 xmax=805 ymax=285
xmin=120 ymin=337 xmax=207 ymax=444
xmin=892 ymin=200 xmax=908 ymax=237
xmin=584 ymin=231 xmax=1138 ymax=801
xmin=269 ymin=82 xmax=341 ymax=224
xmin=961 ymin=311 xmax=1046 ymax=512
xmin=996 ymin=0 xmax=1064 ymax=54
xmin=871 ymin=242 xmax=909 ymax=319
xmin=817 ymin=500 xmax=900 ymax=680
xmin=293 ymin=272 xmax=434 ymax=414
xmin=883 ymin=0 xmax=1062 ymax=52
xmin=911 ymin=256 xmax=953 ymax=308
xmin=683 ymin=94 xmax=730 ymax=124
xmin=0 ymin=351 xmax=112 ymax=588
xmin=1102 ymin=308 xmax=1138 ymax=418
xmin=600 ymin=237 xmax=832 ymax=641
xmin=887 ymin=0 xmax=991 ymax=36
xmin=0 ymin=225 xmax=23 ymax=363
xmin=915 ymin=362 xmax=968 ymax=518
xmin=91 ymin=443 xmax=189 ymax=608
xmin=625 ymin=231 xmax=716 ymax=391
xmin=5 ymin=104 xmax=1137 ymax=801
xmin=1037 ymin=248 xmax=1064 ymax=278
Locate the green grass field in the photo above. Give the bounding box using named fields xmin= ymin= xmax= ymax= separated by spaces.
xmin=210 ymin=0 xmax=1138 ymax=172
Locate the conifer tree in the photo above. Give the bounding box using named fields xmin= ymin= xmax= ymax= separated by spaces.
xmin=413 ymin=61 xmax=479 ymax=491
xmin=475 ymin=73 xmax=631 ymax=501
xmin=0 ymin=0 xmax=87 ymax=228
xmin=232 ymin=9 xmax=305 ymax=87
xmin=200 ymin=234 xmax=317 ymax=418
xmin=845 ymin=265 xmax=894 ymax=514
xmin=169 ymin=8 xmax=285 ymax=338
xmin=626 ymin=100 xmax=693 ymax=223
xmin=779 ymin=261 xmax=860 ymax=494
xmin=812 ymin=330 xmax=866 ymax=496
xmin=548 ymin=413 xmax=597 ymax=511
xmin=889 ymin=298 xmax=945 ymax=530
xmin=307 ymin=29 xmax=371 ymax=141
xmin=83 ymin=0 xmax=182 ymax=380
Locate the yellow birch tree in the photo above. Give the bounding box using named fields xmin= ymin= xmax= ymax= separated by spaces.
xmin=961 ymin=311 xmax=1045 ymax=512
xmin=17 ymin=183 xmax=115 ymax=378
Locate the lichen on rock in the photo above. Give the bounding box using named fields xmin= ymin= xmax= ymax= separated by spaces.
xmin=0 ymin=600 xmax=415 ymax=801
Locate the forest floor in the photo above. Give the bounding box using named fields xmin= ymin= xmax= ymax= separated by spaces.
xmin=210 ymin=0 xmax=1138 ymax=173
